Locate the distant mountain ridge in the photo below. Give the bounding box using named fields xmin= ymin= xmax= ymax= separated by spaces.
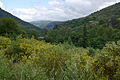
xmin=0 ymin=8 xmax=40 ymax=31
xmin=31 ymin=20 xmax=62 ymax=29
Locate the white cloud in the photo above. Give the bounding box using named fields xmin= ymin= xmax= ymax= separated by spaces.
xmin=12 ymin=8 xmax=36 ymax=15
xmin=5 ymin=0 xmax=120 ymax=21
xmin=98 ymin=1 xmax=120 ymax=10
xmin=18 ymin=15 xmax=33 ymax=20
xmin=0 ymin=1 xmax=3 ymax=8
xmin=48 ymin=0 xmax=60 ymax=6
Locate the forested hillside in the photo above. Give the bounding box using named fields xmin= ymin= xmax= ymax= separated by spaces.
xmin=0 ymin=8 xmax=40 ymax=31
xmin=45 ymin=2 xmax=120 ymax=49
xmin=0 ymin=8 xmax=50 ymax=38
xmin=58 ymin=2 xmax=120 ymax=29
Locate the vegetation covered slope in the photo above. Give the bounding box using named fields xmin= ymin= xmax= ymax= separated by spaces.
xmin=0 ymin=17 xmax=47 ymax=40
xmin=31 ymin=20 xmax=62 ymax=29
xmin=0 ymin=8 xmax=40 ymax=31
xmin=0 ymin=18 xmax=26 ymax=38
xmin=45 ymin=2 xmax=120 ymax=49
xmin=31 ymin=20 xmax=51 ymax=28
xmin=0 ymin=8 xmax=50 ymax=38
xmin=58 ymin=2 xmax=120 ymax=29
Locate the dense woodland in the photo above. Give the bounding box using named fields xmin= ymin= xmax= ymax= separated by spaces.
xmin=45 ymin=2 xmax=120 ymax=49
xmin=0 ymin=2 xmax=120 ymax=80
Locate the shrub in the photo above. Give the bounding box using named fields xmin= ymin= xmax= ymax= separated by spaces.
xmin=0 ymin=36 xmax=11 ymax=49
xmin=91 ymin=41 xmax=120 ymax=80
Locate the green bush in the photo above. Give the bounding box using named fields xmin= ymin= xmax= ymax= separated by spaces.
xmin=0 ymin=36 xmax=11 ymax=49
xmin=91 ymin=41 xmax=120 ymax=80
xmin=0 ymin=36 xmax=120 ymax=80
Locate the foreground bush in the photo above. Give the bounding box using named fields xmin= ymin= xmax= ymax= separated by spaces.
xmin=0 ymin=36 xmax=120 ymax=80
xmin=0 ymin=36 xmax=11 ymax=49
xmin=91 ymin=41 xmax=120 ymax=80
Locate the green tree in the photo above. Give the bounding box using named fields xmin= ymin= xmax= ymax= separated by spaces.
xmin=81 ymin=25 xmax=88 ymax=48
xmin=27 ymin=29 xmax=39 ymax=39
xmin=0 ymin=18 xmax=26 ymax=38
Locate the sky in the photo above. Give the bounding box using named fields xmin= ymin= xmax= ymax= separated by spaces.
xmin=0 ymin=0 xmax=120 ymax=22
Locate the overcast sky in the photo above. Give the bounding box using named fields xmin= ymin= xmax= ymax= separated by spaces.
xmin=0 ymin=0 xmax=120 ymax=22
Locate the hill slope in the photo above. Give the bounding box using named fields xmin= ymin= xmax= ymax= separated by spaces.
xmin=0 ymin=8 xmax=40 ymax=31
xmin=57 ymin=2 xmax=120 ymax=29
xmin=31 ymin=20 xmax=62 ymax=29
xmin=46 ymin=2 xmax=120 ymax=49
